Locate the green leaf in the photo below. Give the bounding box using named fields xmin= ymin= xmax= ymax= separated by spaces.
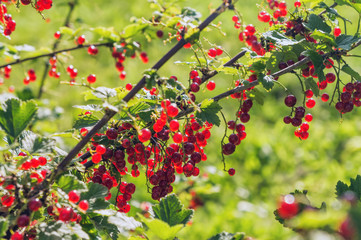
xmin=311 ymin=30 xmax=336 ymax=46
xmin=59 ymin=26 xmax=74 ymax=35
xmin=208 ymin=232 xmax=245 ymax=240
xmin=214 ymin=66 xmax=239 ymax=75
xmin=119 ymin=102 xmax=151 ymax=119
xmin=181 ymin=7 xmax=201 ymax=21
xmin=0 ymin=218 xmax=8 ymax=238
xmin=341 ymin=64 xmax=361 ymax=81
xmin=349 ymin=205 xmax=361 ymax=238
xmin=18 ymin=130 xmax=55 ymax=154
xmin=263 ymin=31 xmax=301 ymax=46
xmin=57 ymin=174 xmax=87 ymax=194
xmin=303 ymin=14 xmax=331 ymax=33
xmin=249 ymin=88 xmax=265 ymax=105
xmin=335 ymin=175 xmax=361 ymax=199
xmin=141 ymin=216 xmax=184 ymax=240
xmin=184 ymin=27 xmax=200 ymax=43
xmin=82 ymin=182 xmax=109 ymax=199
xmin=335 ymin=0 xmax=361 ymax=13
xmin=0 ymin=98 xmax=37 ymax=143
xmin=336 ymin=35 xmax=361 ymax=50
xmin=350 ymin=175 xmax=361 ymax=199
xmin=316 ymin=2 xmax=351 ymax=23
xmin=105 ymin=210 xmax=142 ymax=230
xmin=303 ymin=50 xmax=325 ymax=81
xmin=93 ymin=87 xmax=117 ymax=99
xmin=249 ymin=61 xmax=266 ymax=73
xmin=121 ymin=23 xmax=148 ymax=38
xmin=73 ymin=104 xmax=103 ymax=112
xmin=38 ymin=221 xmax=89 ymax=240
xmin=152 ymin=193 xmax=193 ymax=227
xmin=92 ymin=27 xmax=120 ymax=42
xmin=73 ymin=114 xmax=99 ymax=129
xmin=305 ymin=78 xmax=320 ymax=97
xmin=289 ymin=209 xmax=343 ymax=229
xmin=195 ymin=99 xmax=222 ymax=126
xmin=258 ymin=73 xmax=274 ymax=91
xmin=90 ymin=210 xmax=141 ymax=240
xmin=266 ymin=51 xmax=298 ymax=73
xmin=16 ymin=87 xmax=35 ymax=101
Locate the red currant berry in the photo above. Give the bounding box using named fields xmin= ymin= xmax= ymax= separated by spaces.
xmin=68 ymin=190 xmax=80 ymax=203
xmin=78 ymin=200 xmax=89 ymax=211
xmin=92 ymin=153 xmax=102 ymax=164
xmin=228 ymin=168 xmax=236 ymax=176
xmin=17 ymin=215 xmax=30 ymax=227
xmin=21 ymin=0 xmax=31 ymax=5
xmin=207 ymin=48 xmax=217 ymax=58
xmin=96 ymin=144 xmax=106 ymax=155
xmin=206 ymin=81 xmax=216 ymax=91
xmin=28 ymin=198 xmax=42 ymax=212
xmin=306 ymin=98 xmax=316 ymax=108
xmin=156 ymin=30 xmax=164 ymax=38
xmin=173 ymin=132 xmax=183 ymax=143
xmin=106 ymin=128 xmax=118 ymax=140
xmin=190 ymin=83 xmax=200 ymax=93
xmin=169 ymin=120 xmax=180 ymax=132
xmin=38 ymin=156 xmax=47 ymax=166
xmin=125 ymin=183 xmax=136 ymax=194
xmin=321 ymin=93 xmax=329 ymax=102
xmin=232 ymin=15 xmax=239 ymax=22
xmin=277 ymin=195 xmax=299 ymax=219
xmin=166 ymin=104 xmax=179 ymax=117
xmin=334 ymin=27 xmax=341 ymax=37
xmin=125 ymin=83 xmax=132 ymax=91
xmin=283 ymin=116 xmax=292 ymax=124
xmin=326 ymin=72 xmax=336 ymax=83
xmin=54 ymin=31 xmax=61 ymax=39
xmin=87 ymin=74 xmax=96 ymax=84
xmin=4 ymin=65 xmax=11 ymax=74
xmin=284 ymin=95 xmax=297 ymax=107
xmin=222 ymin=143 xmax=236 ymax=155
xmin=59 ymin=207 xmax=74 ymax=222
xmin=11 ymin=231 xmax=23 ymax=240
xmin=245 ymin=24 xmax=256 ymax=35
xmin=189 ymin=70 xmax=198 ymax=79
xmin=77 ymin=35 xmax=86 ymax=45
xmin=139 ymin=128 xmax=151 ymax=142
xmin=305 ymin=89 xmax=313 ymax=98
xmin=88 ymin=45 xmax=98 ymax=55
xmin=294 ymin=0 xmax=301 ymax=8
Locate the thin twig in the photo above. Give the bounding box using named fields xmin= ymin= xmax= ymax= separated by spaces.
xmin=0 ymin=42 xmax=113 ymax=69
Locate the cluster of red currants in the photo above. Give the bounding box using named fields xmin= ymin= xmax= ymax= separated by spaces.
xmin=117 ymin=182 xmax=136 ymax=213
xmin=238 ymin=24 xmax=266 ymax=56
xmin=48 ymin=56 xmax=61 ymax=78
xmin=207 ymin=47 xmax=223 ymax=58
xmin=66 ymin=65 xmax=78 ymax=85
xmin=0 ymin=4 xmax=15 ymax=36
xmin=283 ymin=95 xmax=313 ymax=140
xmin=335 ymin=82 xmax=361 ymax=113
xmin=23 ymin=69 xmax=37 ymax=85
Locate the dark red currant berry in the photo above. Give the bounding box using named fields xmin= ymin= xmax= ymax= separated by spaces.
xmin=284 ymin=95 xmax=297 ymax=107
xmin=222 ymin=143 xmax=236 ymax=155
xmin=106 ymin=128 xmax=118 ymax=140
xmin=28 ymin=198 xmax=42 ymax=212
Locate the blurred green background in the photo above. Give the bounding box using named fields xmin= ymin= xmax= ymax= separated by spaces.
xmin=1 ymin=0 xmax=361 ymax=239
